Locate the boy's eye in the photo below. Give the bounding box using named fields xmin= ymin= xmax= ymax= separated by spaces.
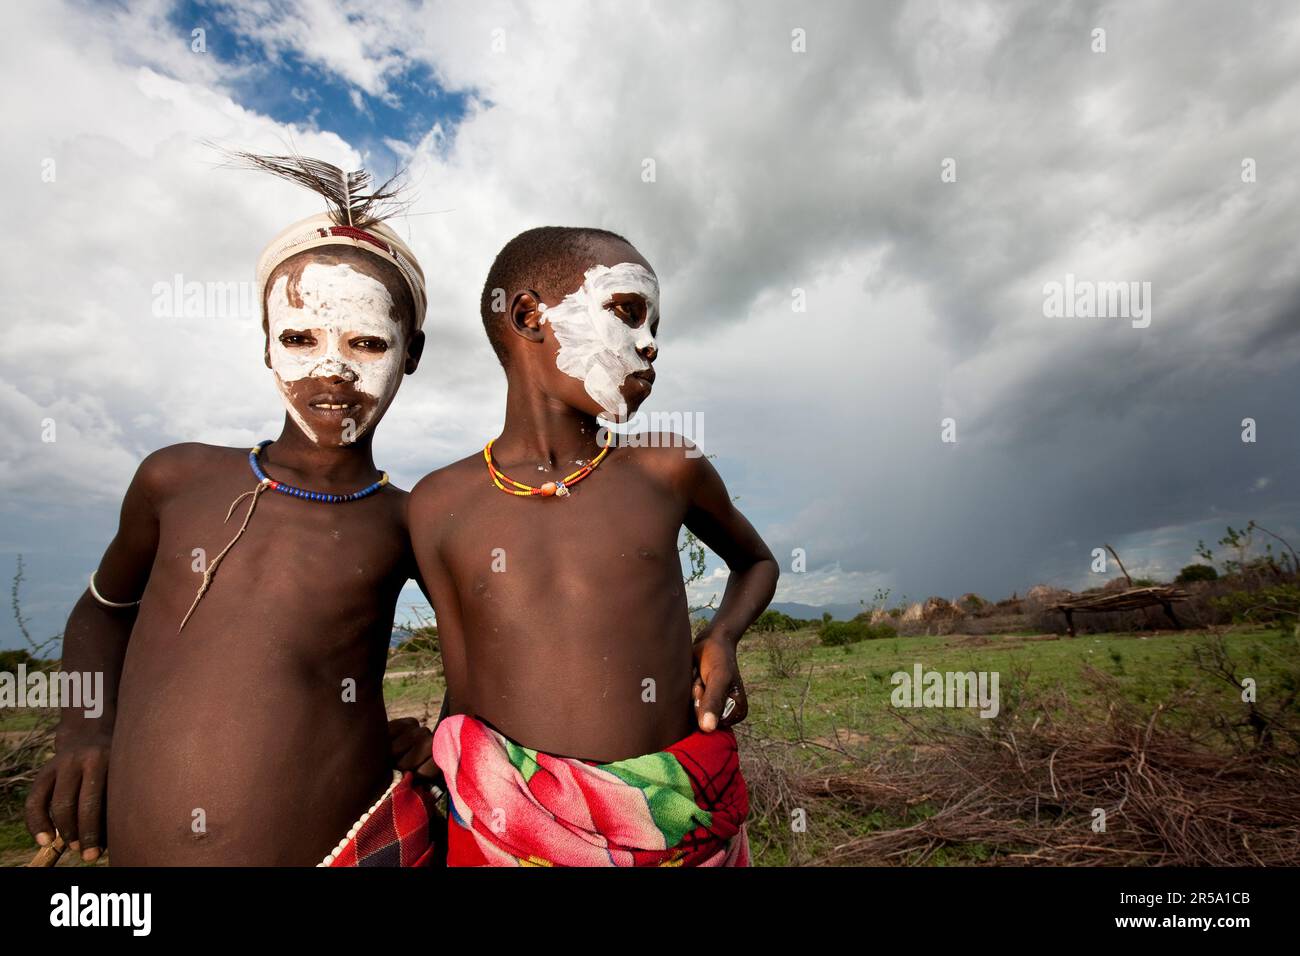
xmin=351 ymin=337 xmax=390 ymax=352
xmin=279 ymin=332 xmax=315 ymax=347
xmin=608 ymin=297 xmax=644 ymax=326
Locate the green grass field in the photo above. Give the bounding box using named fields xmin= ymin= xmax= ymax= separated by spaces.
xmin=738 ymin=625 xmax=1296 ymax=745
xmin=3 ymin=624 xmax=1294 ymax=866
xmin=378 ymin=623 xmax=1296 ymax=747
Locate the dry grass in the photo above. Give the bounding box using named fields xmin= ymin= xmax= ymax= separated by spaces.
xmin=737 ymin=637 xmax=1300 ymax=866
xmin=0 ymin=721 xmax=55 ymax=806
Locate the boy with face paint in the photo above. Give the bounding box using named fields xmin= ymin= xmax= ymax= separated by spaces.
xmin=407 ymin=227 xmax=779 ymax=866
xmin=25 ymin=157 xmax=445 ymax=866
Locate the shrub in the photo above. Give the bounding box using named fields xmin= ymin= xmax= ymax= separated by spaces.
xmin=819 ymin=619 xmax=896 ymax=646
xmin=0 ymin=649 xmax=35 ymax=673
xmin=1212 ymin=584 xmax=1300 ymax=630
xmin=1176 ymin=563 xmax=1219 ymax=584
xmin=761 ymin=631 xmax=805 ymax=678
xmin=819 ymin=620 xmax=864 ymax=646
xmin=393 ymin=626 xmax=439 ymax=656
xmin=752 ymin=609 xmax=798 ymax=633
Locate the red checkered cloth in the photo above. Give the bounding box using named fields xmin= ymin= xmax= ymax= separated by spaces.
xmin=327 ymin=771 xmax=444 ymax=867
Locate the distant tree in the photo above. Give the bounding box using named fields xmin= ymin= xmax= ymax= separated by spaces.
xmin=752 ymin=609 xmax=797 ymax=633
xmin=1176 ymin=563 xmax=1219 ymax=585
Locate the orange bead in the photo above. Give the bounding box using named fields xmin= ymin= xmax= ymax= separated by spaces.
xmin=540 ymin=481 xmax=557 ymax=496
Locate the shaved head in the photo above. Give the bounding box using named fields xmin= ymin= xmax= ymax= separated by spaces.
xmin=480 ymin=226 xmax=641 ymax=367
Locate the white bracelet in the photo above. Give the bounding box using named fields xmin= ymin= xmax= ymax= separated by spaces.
xmin=88 ymin=570 xmax=141 ymax=609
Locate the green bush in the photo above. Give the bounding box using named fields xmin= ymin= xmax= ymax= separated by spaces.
xmin=1176 ymin=563 xmax=1219 ymax=584
xmin=0 ymin=649 xmax=36 ymax=673
xmin=1212 ymin=584 xmax=1300 ymax=629
xmin=819 ymin=620 xmax=863 ymax=646
xmin=752 ymin=609 xmax=799 ymax=633
xmin=818 ymin=619 xmax=897 ymax=646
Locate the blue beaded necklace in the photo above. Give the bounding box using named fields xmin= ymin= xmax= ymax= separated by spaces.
xmin=179 ymin=441 xmax=391 ymax=633
xmin=248 ymin=440 xmax=390 ymax=502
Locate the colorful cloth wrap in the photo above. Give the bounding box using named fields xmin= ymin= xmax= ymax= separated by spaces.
xmin=432 ymin=714 xmax=750 ymax=867
xmin=324 ymin=771 xmax=443 ymax=867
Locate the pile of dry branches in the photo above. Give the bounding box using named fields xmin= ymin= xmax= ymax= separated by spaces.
xmin=743 ymin=650 xmax=1300 ymax=868
xmin=0 ymin=722 xmax=55 ymax=806
xmin=799 ymin=666 xmax=1300 ymax=866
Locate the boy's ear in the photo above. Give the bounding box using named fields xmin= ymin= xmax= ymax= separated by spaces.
xmin=510 ymin=291 xmax=547 ymax=342
xmin=404 ymin=329 xmax=426 ymax=374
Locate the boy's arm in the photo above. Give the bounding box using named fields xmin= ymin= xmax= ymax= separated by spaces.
xmin=680 ymin=449 xmax=779 ymax=733
xmin=24 ymin=452 xmax=164 ymax=861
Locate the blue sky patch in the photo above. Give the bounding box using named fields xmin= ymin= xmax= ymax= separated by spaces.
xmin=168 ymin=0 xmax=471 ymax=175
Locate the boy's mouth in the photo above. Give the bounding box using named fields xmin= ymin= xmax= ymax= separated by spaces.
xmin=624 ymin=370 xmax=655 ymax=403
xmin=304 ymin=391 xmax=364 ymax=418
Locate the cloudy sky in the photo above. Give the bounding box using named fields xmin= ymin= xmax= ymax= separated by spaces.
xmin=2 ymin=0 xmax=1298 ymax=647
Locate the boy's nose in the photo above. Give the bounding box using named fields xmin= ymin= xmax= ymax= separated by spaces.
xmin=639 ymin=343 xmax=658 ymax=362
xmin=312 ymin=357 xmax=358 ymax=382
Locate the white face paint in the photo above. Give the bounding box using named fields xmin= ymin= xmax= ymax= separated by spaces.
xmin=266 ymin=261 xmax=407 ymax=445
xmin=538 ymin=262 xmax=659 ymax=417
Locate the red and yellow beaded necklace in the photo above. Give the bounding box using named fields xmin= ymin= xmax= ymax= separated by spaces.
xmin=483 ymin=433 xmax=613 ymax=498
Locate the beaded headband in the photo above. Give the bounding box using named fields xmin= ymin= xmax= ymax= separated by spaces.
xmin=256 ymin=213 xmax=427 ymax=330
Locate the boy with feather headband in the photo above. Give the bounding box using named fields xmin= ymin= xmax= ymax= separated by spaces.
xmin=25 ymin=152 xmax=445 ymax=866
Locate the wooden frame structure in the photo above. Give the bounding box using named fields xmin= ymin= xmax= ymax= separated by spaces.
xmin=1051 ymin=543 xmax=1190 ymax=637
xmin=1051 ymin=585 xmax=1191 ymax=636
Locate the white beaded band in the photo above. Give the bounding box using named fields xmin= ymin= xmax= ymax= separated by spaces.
xmin=316 ymin=772 xmax=445 ymax=867
xmin=318 ymin=770 xmax=404 ymax=867
xmin=88 ymin=570 xmax=141 ymax=609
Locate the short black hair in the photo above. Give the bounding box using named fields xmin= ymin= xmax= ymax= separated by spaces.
xmin=479 ymin=226 xmax=634 ymax=367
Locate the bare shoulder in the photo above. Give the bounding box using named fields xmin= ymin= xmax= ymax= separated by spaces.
xmin=622 ymin=433 xmax=714 ymax=491
xmin=134 ymin=442 xmax=247 ymax=497
xmin=409 ymin=451 xmax=484 ymax=518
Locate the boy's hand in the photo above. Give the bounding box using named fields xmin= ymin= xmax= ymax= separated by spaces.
xmin=692 ymin=632 xmax=748 ymax=732
xmin=25 ymin=736 xmax=111 ymax=862
xmin=388 ymin=717 xmax=438 ymax=778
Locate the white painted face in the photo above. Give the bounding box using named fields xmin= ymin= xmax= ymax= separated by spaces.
xmin=538 ymin=262 xmax=659 ymax=417
xmin=265 ymin=261 xmax=407 ymax=446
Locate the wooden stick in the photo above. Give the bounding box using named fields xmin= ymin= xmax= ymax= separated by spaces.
xmin=27 ymin=835 xmax=67 ymax=867
xmin=1104 ymin=542 xmax=1134 ymax=586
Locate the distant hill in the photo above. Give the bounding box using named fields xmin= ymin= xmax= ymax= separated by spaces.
xmin=693 ymin=601 xmax=863 ymax=622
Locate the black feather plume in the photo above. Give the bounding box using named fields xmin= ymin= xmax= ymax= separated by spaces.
xmin=214 ymin=146 xmax=411 ymax=230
